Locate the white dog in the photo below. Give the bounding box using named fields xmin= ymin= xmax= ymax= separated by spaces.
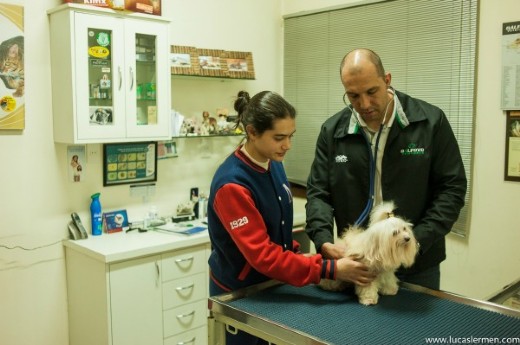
xmin=320 ymin=201 xmax=418 ymax=305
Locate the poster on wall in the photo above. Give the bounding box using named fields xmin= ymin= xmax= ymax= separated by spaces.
xmin=501 ymin=21 xmax=520 ymax=110
xmin=505 ymin=111 xmax=520 ymax=181
xmin=68 ymin=145 xmax=86 ymax=183
xmin=0 ymin=3 xmax=24 ymax=130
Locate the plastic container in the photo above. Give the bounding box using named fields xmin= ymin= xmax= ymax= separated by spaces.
xmin=90 ymin=193 xmax=103 ymax=236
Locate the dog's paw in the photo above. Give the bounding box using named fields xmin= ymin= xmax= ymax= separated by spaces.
xmin=379 ymin=285 xmax=398 ymax=295
xmin=359 ymin=297 xmax=378 ymax=305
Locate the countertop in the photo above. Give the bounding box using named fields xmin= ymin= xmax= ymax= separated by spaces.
xmin=63 ymin=223 xmax=210 ymax=264
xmin=64 ymin=197 xmax=307 ymax=264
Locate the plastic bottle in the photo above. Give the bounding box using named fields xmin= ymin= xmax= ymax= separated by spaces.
xmin=90 ymin=193 xmax=103 ymax=236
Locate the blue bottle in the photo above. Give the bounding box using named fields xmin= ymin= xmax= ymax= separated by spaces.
xmin=90 ymin=193 xmax=102 ymax=236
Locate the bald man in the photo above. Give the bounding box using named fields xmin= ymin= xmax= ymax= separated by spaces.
xmin=305 ymin=48 xmax=467 ymax=290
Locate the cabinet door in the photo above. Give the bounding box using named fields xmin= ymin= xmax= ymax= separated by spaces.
xmin=124 ymin=19 xmax=171 ymax=139
xmin=74 ymin=13 xmax=127 ymax=141
xmin=109 ymin=255 xmax=163 ymax=345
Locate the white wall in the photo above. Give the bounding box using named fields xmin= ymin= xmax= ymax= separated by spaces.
xmin=283 ymin=0 xmax=520 ymax=299
xmin=1 ymin=0 xmax=519 ymax=344
xmin=0 ymin=1 xmax=282 ymax=345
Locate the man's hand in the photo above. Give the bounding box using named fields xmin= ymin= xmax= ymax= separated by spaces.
xmin=320 ymin=242 xmax=346 ymax=259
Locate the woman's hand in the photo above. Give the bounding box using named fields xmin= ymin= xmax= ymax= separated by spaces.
xmin=335 ymin=256 xmax=376 ymax=286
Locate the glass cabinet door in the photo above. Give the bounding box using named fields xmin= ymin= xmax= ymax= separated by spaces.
xmin=87 ymin=28 xmax=115 ymax=124
xmin=75 ymin=13 xmax=126 ymax=140
xmin=125 ymin=20 xmax=170 ymax=139
xmin=134 ymin=33 xmax=158 ymax=126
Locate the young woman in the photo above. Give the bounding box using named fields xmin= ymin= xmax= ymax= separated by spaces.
xmin=207 ymin=90 xmax=374 ymax=345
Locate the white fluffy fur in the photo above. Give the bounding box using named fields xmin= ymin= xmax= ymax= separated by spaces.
xmin=320 ymin=201 xmax=418 ymax=305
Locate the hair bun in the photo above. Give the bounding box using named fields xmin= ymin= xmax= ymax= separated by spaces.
xmin=234 ymin=90 xmax=251 ymax=114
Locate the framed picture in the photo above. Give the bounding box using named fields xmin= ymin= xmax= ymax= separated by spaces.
xmin=505 ymin=110 xmax=520 ymax=181
xmin=103 ymin=142 xmax=157 ymax=186
xmin=222 ymin=51 xmax=255 ymax=79
xmin=197 ymin=48 xmax=225 ymax=77
xmin=170 ymin=45 xmax=200 ymax=76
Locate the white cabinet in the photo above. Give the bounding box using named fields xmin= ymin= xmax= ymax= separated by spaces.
xmin=110 ymin=255 xmax=163 ymax=345
xmin=63 ymin=231 xmax=211 ymax=345
xmin=48 ymin=4 xmax=171 ymax=143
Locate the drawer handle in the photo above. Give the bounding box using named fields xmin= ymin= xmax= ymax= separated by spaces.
xmin=176 ymin=337 xmax=196 ymax=345
xmin=175 ymin=283 xmax=195 ymax=291
xmin=176 ymin=310 xmax=195 ymax=319
xmin=175 ymin=256 xmax=194 ymax=263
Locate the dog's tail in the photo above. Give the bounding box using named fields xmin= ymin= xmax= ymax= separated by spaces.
xmin=369 ymin=201 xmax=397 ymax=226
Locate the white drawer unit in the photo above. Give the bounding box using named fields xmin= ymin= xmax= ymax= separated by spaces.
xmin=63 ymin=230 xmax=211 ymax=345
xmin=164 ymin=325 xmax=208 ymax=345
xmin=163 ymin=300 xmax=208 ymax=338
xmin=163 ymin=273 xmax=207 ymax=309
xmin=162 ymin=246 xmax=207 ymax=282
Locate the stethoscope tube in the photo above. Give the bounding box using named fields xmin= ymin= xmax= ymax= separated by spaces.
xmin=343 ymin=87 xmax=394 ymax=225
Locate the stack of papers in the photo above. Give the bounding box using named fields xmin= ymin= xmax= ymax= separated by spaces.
xmin=154 ymin=222 xmax=207 ymax=235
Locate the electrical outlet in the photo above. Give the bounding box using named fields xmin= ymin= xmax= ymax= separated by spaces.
xmin=87 ymin=144 xmax=100 ymax=162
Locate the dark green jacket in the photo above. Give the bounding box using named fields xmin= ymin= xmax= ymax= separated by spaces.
xmin=305 ymin=90 xmax=467 ymax=274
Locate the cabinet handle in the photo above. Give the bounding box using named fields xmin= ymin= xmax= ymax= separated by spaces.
xmin=155 ymin=261 xmax=160 ymax=286
xmin=176 ymin=337 xmax=196 ymax=345
xmin=118 ymin=66 xmax=122 ymax=90
xmin=175 ymin=256 xmax=194 ymax=263
xmin=129 ymin=67 xmax=134 ymax=90
xmin=175 ymin=283 xmax=194 ymax=291
xmin=176 ymin=310 xmax=195 ymax=319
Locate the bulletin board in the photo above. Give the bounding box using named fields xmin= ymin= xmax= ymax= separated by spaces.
xmin=103 ymin=142 xmax=157 ymax=186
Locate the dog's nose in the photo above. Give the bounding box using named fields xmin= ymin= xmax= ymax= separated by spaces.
xmin=404 ymin=236 xmax=410 ymax=242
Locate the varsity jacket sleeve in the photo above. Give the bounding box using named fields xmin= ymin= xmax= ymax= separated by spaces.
xmin=305 ymin=123 xmax=336 ymax=253
xmin=213 ymin=183 xmax=336 ymax=286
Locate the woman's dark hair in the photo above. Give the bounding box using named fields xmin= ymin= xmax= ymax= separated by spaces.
xmin=234 ymin=90 xmax=296 ymax=136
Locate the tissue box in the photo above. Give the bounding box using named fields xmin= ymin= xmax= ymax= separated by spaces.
xmin=124 ymin=0 xmax=161 ymax=16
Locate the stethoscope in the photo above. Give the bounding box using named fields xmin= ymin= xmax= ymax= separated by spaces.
xmin=342 ymin=86 xmax=395 ymax=225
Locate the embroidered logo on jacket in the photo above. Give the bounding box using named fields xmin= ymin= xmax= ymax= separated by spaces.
xmin=335 ymin=155 xmax=348 ymax=163
xmin=230 ymin=216 xmax=249 ymax=230
xmin=400 ymin=143 xmax=425 ymax=156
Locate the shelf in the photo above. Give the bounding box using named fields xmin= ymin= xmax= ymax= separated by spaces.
xmin=171 ymin=74 xmax=255 ymax=81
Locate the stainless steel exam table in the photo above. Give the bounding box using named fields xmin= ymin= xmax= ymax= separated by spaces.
xmin=208 ymin=280 xmax=520 ymax=345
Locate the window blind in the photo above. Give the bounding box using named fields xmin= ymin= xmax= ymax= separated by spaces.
xmin=283 ymin=0 xmax=477 ymax=236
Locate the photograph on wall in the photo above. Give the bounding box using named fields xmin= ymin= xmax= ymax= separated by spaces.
xmin=501 ymin=21 xmax=520 ymax=110
xmin=103 ymin=142 xmax=157 ymax=186
xmin=0 ymin=3 xmax=24 ymax=130
xmin=505 ymin=110 xmax=520 ymax=181
xmin=197 ymin=48 xmax=224 ymax=77
xmin=170 ymin=45 xmax=199 ymax=76
xmin=221 ymin=51 xmax=255 ymax=80
xmin=68 ymin=145 xmax=86 ymax=183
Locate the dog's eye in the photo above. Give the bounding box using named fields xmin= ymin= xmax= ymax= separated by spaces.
xmin=393 ymin=229 xmax=399 ymax=236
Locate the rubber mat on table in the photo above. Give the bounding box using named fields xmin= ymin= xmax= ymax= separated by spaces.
xmin=227 ymin=284 xmax=520 ymax=345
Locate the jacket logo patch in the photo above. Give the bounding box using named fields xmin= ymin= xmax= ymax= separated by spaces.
xmin=400 ymin=143 xmax=425 ymax=156
xmin=230 ymin=216 xmax=249 ymax=230
xmin=335 ymin=155 xmax=348 ymax=163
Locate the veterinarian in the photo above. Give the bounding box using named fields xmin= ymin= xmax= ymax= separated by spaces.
xmin=207 ymin=90 xmax=375 ymax=345
xmin=305 ymin=48 xmax=467 ymax=290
